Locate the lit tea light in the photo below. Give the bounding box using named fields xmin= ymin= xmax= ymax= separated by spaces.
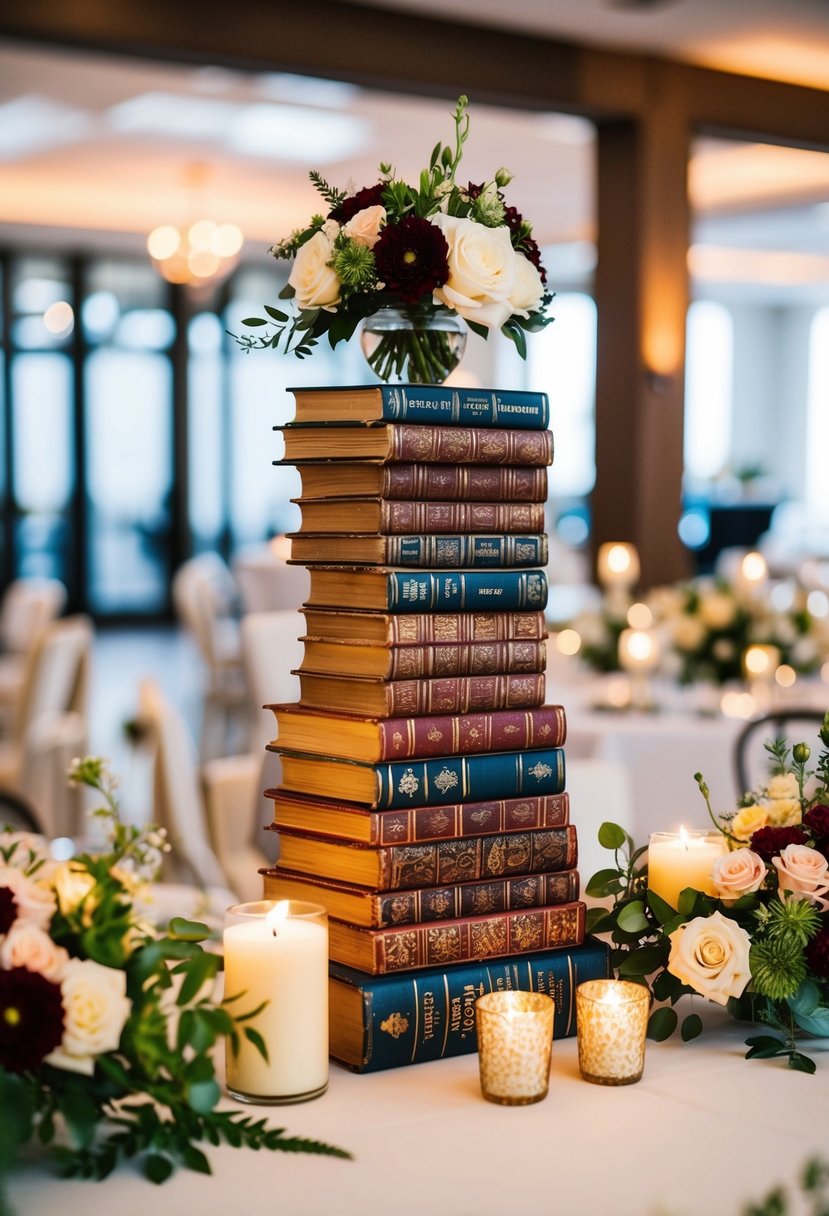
xmin=603 ymin=673 xmax=633 ymax=710
xmin=626 ymin=601 xmax=653 ymax=630
xmin=475 ymin=991 xmax=555 ymax=1106
xmin=775 ymin=664 xmax=797 ymax=688
xmin=576 ymin=980 xmax=650 ymax=1086
xmin=618 ymin=628 xmax=659 ymax=672
xmin=555 ymin=628 xmax=582 ymax=656
xmin=647 ymin=828 xmax=727 ymax=910
xmin=740 ymin=551 xmax=767 ymax=585
xmin=597 ymin=542 xmax=640 ymax=589
xmin=720 ymin=689 xmax=757 ymax=719
xmin=742 ymin=644 xmax=780 ymax=679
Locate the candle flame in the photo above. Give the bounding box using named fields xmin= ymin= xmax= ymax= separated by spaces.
xmin=266 ymin=900 xmax=290 ymax=936
xmin=600 ymin=983 xmax=624 ymax=1007
xmin=678 ymin=826 xmax=689 ymax=848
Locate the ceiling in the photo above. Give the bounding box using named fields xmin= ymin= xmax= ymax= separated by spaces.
xmin=1 ymin=7 xmax=828 ymax=303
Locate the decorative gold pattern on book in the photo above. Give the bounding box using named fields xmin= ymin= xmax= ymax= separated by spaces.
xmin=433 ymin=768 xmax=459 ymax=796
xmin=397 ymin=769 xmax=420 ymax=798
xmin=385 ymin=932 xmax=418 ymax=969
xmin=550 ymin=905 xmax=581 ymax=944
xmin=426 ymin=926 xmax=462 ymax=964
xmin=528 ymin=761 xmax=553 ymax=780
xmin=387 ymin=829 xmax=574 ymax=889
xmin=380 ymin=1012 xmax=409 ymax=1039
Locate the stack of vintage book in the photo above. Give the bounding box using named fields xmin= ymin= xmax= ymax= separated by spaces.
xmin=262 ymin=383 xmax=610 ymax=1072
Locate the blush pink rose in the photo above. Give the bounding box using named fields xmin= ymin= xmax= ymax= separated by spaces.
xmin=773 ymin=843 xmax=829 ymax=909
xmin=710 ymin=848 xmax=766 ymax=903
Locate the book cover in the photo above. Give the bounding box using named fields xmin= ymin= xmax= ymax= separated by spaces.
xmin=298 ymin=635 xmax=547 ymax=680
xmin=272 ymin=823 xmax=576 ymax=889
xmin=298 ymin=608 xmax=548 ymax=645
xmin=295 ymin=463 xmax=549 ymax=503
xmin=264 ymin=788 xmax=571 ymax=846
xmin=287 ymin=384 xmax=550 ymax=429
xmin=262 ymin=866 xmax=580 ymax=928
xmin=278 ymin=423 xmax=554 ymax=467
xmin=295 ymin=498 xmax=546 ymax=535
xmin=303 ymin=567 xmax=549 ymax=614
xmin=288 ymin=532 xmax=548 ymax=569
xmin=293 ymin=670 xmax=546 ymax=716
xmin=266 ymin=702 xmax=566 ymax=763
xmin=328 ymin=901 xmax=586 ymax=974
xmin=328 ymin=938 xmax=613 ymax=1072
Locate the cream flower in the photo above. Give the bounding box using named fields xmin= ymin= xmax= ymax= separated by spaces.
xmin=431 ymin=214 xmax=516 ymax=329
xmin=288 ymin=229 xmax=341 ymax=311
xmin=667 ymin=911 xmax=752 ymax=1005
xmin=342 ymin=205 xmax=386 ymax=249
xmin=53 ymin=860 xmax=97 ymax=920
xmin=46 ymin=958 xmax=131 ymax=1074
xmin=773 ymin=844 xmax=829 ymax=910
xmin=765 ymin=798 xmax=802 ymax=828
xmin=698 ymin=592 xmax=736 ymax=630
xmin=0 ymin=866 xmax=56 ymax=930
xmin=730 ymin=804 xmax=769 ymax=842
xmin=0 ymin=921 xmax=69 ymax=980
xmin=507 ymin=251 xmax=544 ymax=318
xmin=766 ymin=773 xmax=800 ymax=801
xmin=672 ymin=615 xmax=707 ymax=651
xmin=710 ymin=848 xmax=767 ymax=903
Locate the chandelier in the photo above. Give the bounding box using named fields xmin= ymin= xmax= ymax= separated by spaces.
xmin=147 ymin=218 xmax=243 ymax=286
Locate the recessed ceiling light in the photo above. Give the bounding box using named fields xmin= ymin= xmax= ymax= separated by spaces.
xmin=107 ymin=92 xmax=238 ymax=139
xmin=230 ymin=104 xmax=368 ymax=164
xmin=255 ymin=74 xmax=360 ymax=109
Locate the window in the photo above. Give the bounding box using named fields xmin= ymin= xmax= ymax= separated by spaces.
xmin=806 ymin=307 xmax=829 ymax=523
xmin=684 ymin=300 xmax=734 ymax=483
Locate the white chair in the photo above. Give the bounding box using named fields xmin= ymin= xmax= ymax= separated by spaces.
xmin=0 ymin=577 xmax=67 ymax=721
xmin=137 ymin=678 xmax=264 ymax=904
xmin=171 ymin=554 xmax=249 ymax=759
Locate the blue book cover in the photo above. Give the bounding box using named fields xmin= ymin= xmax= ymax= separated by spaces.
xmin=328 ymin=938 xmax=612 ymax=1072
xmin=387 ymin=568 xmax=548 ymax=612
xmin=375 ymin=746 xmax=565 ymax=810
xmin=392 ymin=534 xmax=547 ymax=568
xmin=288 ymin=385 xmax=550 ymax=430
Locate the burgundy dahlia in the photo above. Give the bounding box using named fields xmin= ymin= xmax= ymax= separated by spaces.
xmin=804 ymin=803 xmax=829 ymax=840
xmin=806 ymin=923 xmax=829 ymax=979
xmin=0 ymin=967 xmax=64 ymax=1073
xmin=0 ymin=886 xmax=16 ymax=935
xmin=330 ymin=183 xmax=386 ymax=223
xmin=750 ymin=825 xmax=808 ymax=862
xmin=373 ymin=216 xmax=449 ymax=303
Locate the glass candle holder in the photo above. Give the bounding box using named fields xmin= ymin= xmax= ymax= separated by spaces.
xmin=647 ymin=829 xmax=728 ymax=910
xmin=475 ymin=990 xmax=555 ymax=1106
xmin=223 ymin=900 xmax=328 ymax=1105
xmin=576 ymin=979 xmax=650 ymax=1086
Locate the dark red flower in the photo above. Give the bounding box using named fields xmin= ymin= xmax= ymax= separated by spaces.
xmin=330 ymin=184 xmax=386 ymax=223
xmin=0 ymin=967 xmax=64 ymax=1073
xmin=750 ymin=825 xmax=808 ymax=862
xmin=806 ymin=922 xmax=829 ymax=979
xmin=373 ymin=216 xmax=450 ymax=303
xmin=0 ymin=886 xmax=16 ymax=935
xmin=804 ymin=803 xmax=829 ymax=840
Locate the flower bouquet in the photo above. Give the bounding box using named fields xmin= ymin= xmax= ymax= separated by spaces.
xmin=232 ymin=95 xmax=554 ymax=383
xmin=0 ymin=759 xmax=348 ymax=1207
xmin=586 ymin=711 xmax=829 ymax=1072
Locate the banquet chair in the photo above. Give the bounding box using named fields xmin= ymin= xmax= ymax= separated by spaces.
xmin=171 ymin=553 xmax=249 ymax=759
xmin=733 ymin=709 xmax=826 ymax=798
xmin=137 ymin=678 xmax=264 ymax=905
xmin=0 ymin=577 xmax=67 ymax=724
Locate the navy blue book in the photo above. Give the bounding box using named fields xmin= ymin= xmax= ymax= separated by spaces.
xmin=303 ymin=566 xmax=549 ymax=614
xmin=288 ymin=384 xmax=550 ymax=430
xmin=328 ymin=938 xmax=612 ymax=1072
xmin=289 ymin=532 xmax=548 ymax=568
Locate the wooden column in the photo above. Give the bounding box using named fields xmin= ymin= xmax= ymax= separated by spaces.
xmin=592 ymin=63 xmax=692 ymax=589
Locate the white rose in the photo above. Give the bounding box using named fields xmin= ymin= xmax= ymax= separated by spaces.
xmin=288 ymin=230 xmax=341 ymax=311
xmin=698 ymin=592 xmax=736 ymax=630
xmin=45 ymin=958 xmax=131 ymax=1075
xmin=773 ymin=844 xmax=829 ymax=910
xmin=766 ymin=773 xmax=799 ymax=801
xmin=431 ymin=214 xmax=516 ymax=329
xmin=342 ymin=205 xmax=386 ymax=249
xmin=508 ymin=251 xmax=544 ymax=317
xmin=0 ymin=922 xmax=69 ymax=980
xmin=667 ymin=910 xmax=751 ymax=1005
xmin=672 ymin=614 xmax=706 ymax=651
xmin=0 ymin=866 xmax=56 ymax=930
xmin=710 ymin=848 xmax=767 ymax=903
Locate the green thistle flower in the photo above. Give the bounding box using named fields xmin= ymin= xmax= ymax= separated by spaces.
xmin=471 ymin=183 xmax=506 ymax=228
xmin=750 ymin=938 xmax=807 ymax=1000
xmin=757 ymin=896 xmax=821 ymax=948
xmin=332 ymin=239 xmax=377 ymax=291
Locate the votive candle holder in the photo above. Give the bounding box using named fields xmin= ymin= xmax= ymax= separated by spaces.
xmin=576 ymin=979 xmax=650 ymax=1086
xmin=475 ymin=990 xmax=555 ymax=1106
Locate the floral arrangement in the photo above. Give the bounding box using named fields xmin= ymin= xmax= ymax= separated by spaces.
xmin=0 ymin=758 xmax=347 ymax=1206
xmin=232 ymin=95 xmax=554 ymax=383
xmin=587 ymin=710 xmax=829 ymax=1073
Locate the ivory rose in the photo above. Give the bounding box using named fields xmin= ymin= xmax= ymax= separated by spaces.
xmin=710 ymin=848 xmax=766 ymax=902
xmin=765 ymin=798 xmax=802 ymax=828
xmin=342 ymin=205 xmax=386 ymax=248
xmin=730 ymin=804 xmax=769 ymax=842
xmin=667 ymin=911 xmax=751 ymax=1005
xmin=773 ymin=843 xmax=829 ymax=909
xmin=288 ymin=229 xmax=341 ymax=311
xmin=46 ymin=958 xmax=131 ymax=1075
xmin=508 ymin=251 xmax=544 ymax=317
xmin=431 ymin=214 xmax=517 ymax=329
xmin=0 ymin=866 xmax=56 ymax=930
xmin=0 ymin=922 xmax=69 ymax=980
xmin=766 ymin=773 xmax=800 ymax=801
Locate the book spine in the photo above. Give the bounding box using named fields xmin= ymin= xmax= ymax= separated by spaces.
xmin=328 ymin=939 xmax=613 ymax=1072
xmin=380 ymin=501 xmax=545 ymax=534
xmin=388 ymin=570 xmax=548 ymax=613
xmin=389 ymin=425 xmax=553 ymax=467
xmin=389 ymin=611 xmax=547 ymax=644
xmin=373 ymin=867 xmax=580 ymax=927
xmin=386 ymin=638 xmax=546 ymax=679
xmin=339 ymin=902 xmax=585 ymax=975
xmin=382 ymin=464 xmax=548 ymax=502
xmin=373 ymin=791 xmax=570 ymax=845
xmin=385 ymin=534 xmax=548 ymax=569
xmin=382 ymin=672 xmax=546 ymax=717
xmin=378 ymin=386 xmax=550 ymax=430
xmin=378 ymin=821 xmax=575 ymax=889
xmin=376 ymin=705 xmax=566 ymax=760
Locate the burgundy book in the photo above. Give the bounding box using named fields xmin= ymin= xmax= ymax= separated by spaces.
xmin=298 ymin=608 xmax=547 ymax=645
xmin=295 ymin=498 xmax=545 ymax=535
xmin=295 ymin=462 xmax=549 ymax=503
xmin=279 ymin=423 xmax=554 ymax=467
xmin=298 ymin=636 xmax=547 ymax=680
xmin=266 ymin=702 xmax=566 ymax=763
xmin=265 ymin=788 xmax=570 ymax=846
xmin=293 ymin=670 xmax=546 ymax=716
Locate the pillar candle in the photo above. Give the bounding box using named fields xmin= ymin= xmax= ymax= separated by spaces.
xmin=647 ymin=829 xmax=727 ymax=910
xmin=223 ymin=899 xmax=328 ymax=1104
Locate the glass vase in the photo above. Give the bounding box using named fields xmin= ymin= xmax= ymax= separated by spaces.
xmin=359 ymin=305 xmax=467 ymax=385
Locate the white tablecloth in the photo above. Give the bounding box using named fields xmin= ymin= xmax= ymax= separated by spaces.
xmin=11 ymin=1004 xmax=827 ymax=1216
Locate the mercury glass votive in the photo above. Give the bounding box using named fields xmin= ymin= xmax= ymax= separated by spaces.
xmin=476 ymin=991 xmax=555 ymax=1106
xmin=576 ymin=979 xmax=650 ymax=1086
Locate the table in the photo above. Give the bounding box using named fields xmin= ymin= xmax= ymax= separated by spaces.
xmin=11 ymin=1004 xmax=827 ymax=1216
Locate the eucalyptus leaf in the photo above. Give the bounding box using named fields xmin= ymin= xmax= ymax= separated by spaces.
xmin=787 ymin=980 xmax=821 ymax=1018
xmin=616 ymin=901 xmax=649 ymax=934
xmin=585 ymin=868 xmax=622 ymax=898
xmin=144 ymin=1154 xmax=174 ymax=1185
xmin=169 ymin=918 xmax=211 ymax=943
xmin=647 ymin=889 xmax=678 ymax=924
xmin=598 ymin=821 xmax=628 ymax=850
xmin=241 ymin=317 xmax=268 ymax=327
xmin=618 ymin=944 xmax=666 ymax=976
xmin=187 ymin=1079 xmax=221 ymax=1115
xmin=788 ymin=1052 xmax=817 ymax=1074
xmin=647 ymin=1007 xmax=678 ymax=1041
xmin=790 ymin=1006 xmax=829 ymax=1037
xmin=680 ymin=1013 xmax=703 ymax=1042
